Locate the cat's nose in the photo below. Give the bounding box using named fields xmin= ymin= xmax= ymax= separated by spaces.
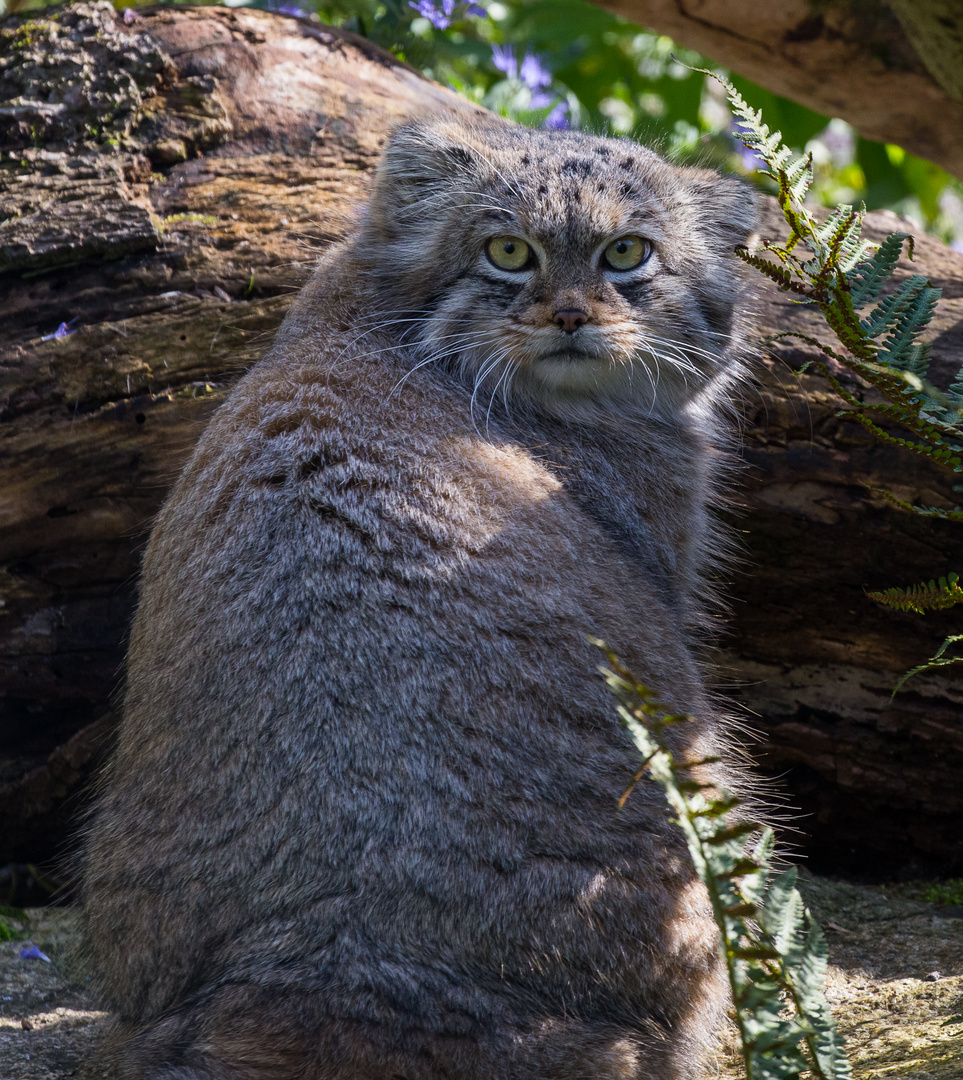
xmin=553 ymin=309 xmax=589 ymax=334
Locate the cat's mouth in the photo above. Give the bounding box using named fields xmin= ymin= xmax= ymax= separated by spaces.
xmin=536 ymin=348 xmax=605 ymax=364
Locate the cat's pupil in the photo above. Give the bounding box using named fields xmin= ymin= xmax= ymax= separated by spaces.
xmin=504 ymin=242 xmax=515 ymax=253
xmin=616 ymin=241 xmax=628 ymax=253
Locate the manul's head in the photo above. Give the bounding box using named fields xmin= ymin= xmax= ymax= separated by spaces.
xmin=357 ymin=116 xmax=757 ymax=417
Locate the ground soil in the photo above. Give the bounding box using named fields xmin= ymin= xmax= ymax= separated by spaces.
xmin=1 ymin=871 xmax=961 ymax=1079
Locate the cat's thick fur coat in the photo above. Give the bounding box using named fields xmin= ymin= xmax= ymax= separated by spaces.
xmin=83 ymin=117 xmax=757 ymax=1080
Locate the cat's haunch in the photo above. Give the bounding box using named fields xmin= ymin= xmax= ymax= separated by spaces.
xmin=83 ymin=115 xmax=758 ymax=1080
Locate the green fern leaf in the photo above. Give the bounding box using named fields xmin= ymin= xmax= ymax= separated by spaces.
xmin=839 ymin=395 xmax=963 ymax=448
xmin=860 ymin=275 xmax=934 ymax=342
xmin=795 ymin=922 xmax=853 ymax=1080
xmin=759 ymin=869 xmax=805 ymax=963
xmin=867 ymin=573 xmax=963 ymax=614
xmin=844 ymin=411 xmax=963 ymax=471
xmin=849 ymin=233 xmax=911 ymax=308
xmin=736 ymin=248 xmax=812 ymax=294
xmin=877 ymin=284 xmax=941 ymax=373
xmin=866 ymin=487 xmax=963 ymax=522
xmin=597 ymin=640 xmax=850 ymax=1080
xmin=813 ymin=205 xmax=870 ymax=275
xmin=945 ymin=365 xmax=963 ymax=414
xmin=784 ymin=154 xmax=814 ymax=207
xmin=893 ymin=634 xmax=963 ymax=693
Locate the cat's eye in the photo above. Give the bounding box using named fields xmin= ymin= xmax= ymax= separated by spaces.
xmin=487 ymin=236 xmax=532 ymax=271
xmin=603 ymin=235 xmax=651 ymax=271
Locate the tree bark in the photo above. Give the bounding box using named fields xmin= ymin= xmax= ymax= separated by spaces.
xmin=591 ymin=0 xmax=963 ymax=179
xmin=1 ymin=3 xmax=961 ymax=889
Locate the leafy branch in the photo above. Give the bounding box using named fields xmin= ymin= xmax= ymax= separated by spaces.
xmin=594 ymin=641 xmax=851 ymax=1080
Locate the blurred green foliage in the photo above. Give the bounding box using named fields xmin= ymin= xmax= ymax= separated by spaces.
xmin=923 ymin=878 xmax=963 ymax=906
xmin=4 ymin=0 xmax=961 ymax=242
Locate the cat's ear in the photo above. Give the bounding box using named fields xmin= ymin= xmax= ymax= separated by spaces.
xmin=369 ymin=118 xmax=491 ymax=225
xmin=682 ymin=170 xmax=759 ymax=252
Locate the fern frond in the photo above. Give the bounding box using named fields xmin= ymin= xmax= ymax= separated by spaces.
xmin=783 ymin=153 xmax=814 ymax=210
xmin=711 ymin=70 xmax=955 ymax=485
xmin=736 ymin=247 xmax=812 ymax=294
xmin=775 ymin=162 xmax=819 ymax=254
xmin=833 ymin=410 xmax=963 ymax=471
xmin=813 ymin=205 xmax=871 ymax=275
xmin=766 ymin=331 xmax=848 ymax=365
xmin=849 ymin=234 xmax=912 ymax=308
xmin=705 ymin=68 xmax=961 ymax=708
xmin=858 ymin=275 xmax=930 ymax=341
xmin=876 ymin=284 xmax=941 ymax=374
xmin=945 ymin=365 xmax=963 ymax=414
xmin=866 ymin=487 xmax=963 ymax=522
xmin=836 ymin=395 xmax=963 ymax=450
xmin=594 ymin=640 xmax=851 ymax=1080
xmin=867 ymin=573 xmax=963 ymax=614
xmin=893 ymin=634 xmax=963 ymax=694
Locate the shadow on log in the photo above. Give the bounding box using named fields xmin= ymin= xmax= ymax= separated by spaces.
xmin=1 ymin=2 xmax=961 ymax=893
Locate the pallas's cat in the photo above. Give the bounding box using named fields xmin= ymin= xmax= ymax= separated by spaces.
xmin=83 ymin=116 xmax=757 ymax=1080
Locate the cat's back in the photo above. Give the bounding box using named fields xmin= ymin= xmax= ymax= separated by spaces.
xmin=83 ymin=117 xmax=756 ymax=1080
xmin=87 ymin=258 xmax=704 ymax=1008
xmin=137 ymin=260 xmax=700 ymax=699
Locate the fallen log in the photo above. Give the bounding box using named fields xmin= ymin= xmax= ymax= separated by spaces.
xmin=1 ymin=2 xmax=961 ymax=890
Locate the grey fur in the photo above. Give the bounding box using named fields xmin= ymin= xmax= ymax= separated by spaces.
xmin=82 ymin=116 xmax=758 ymax=1080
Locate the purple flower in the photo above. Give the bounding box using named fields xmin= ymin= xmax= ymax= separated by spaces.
xmin=740 ymin=147 xmax=765 ymax=172
xmin=491 ymin=43 xmax=517 ymax=79
xmin=731 ymin=123 xmax=764 ymax=173
xmin=41 ymin=317 xmax=79 ymax=342
xmin=543 ymin=101 xmax=570 ymax=130
xmin=409 ymin=0 xmax=456 ymax=29
xmin=519 ymin=52 xmax=551 ymax=90
xmin=465 ymin=3 xmax=487 ymax=14
xmin=268 ymin=0 xmax=309 ymax=15
xmin=19 ymin=944 xmax=50 ymax=962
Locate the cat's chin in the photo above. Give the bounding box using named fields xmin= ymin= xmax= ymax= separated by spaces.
xmin=536 ymin=349 xmax=600 ymax=364
xmin=508 ymin=352 xmax=700 ymax=418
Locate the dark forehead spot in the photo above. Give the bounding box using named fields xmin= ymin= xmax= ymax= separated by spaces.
xmin=561 ymin=157 xmax=593 ymax=177
xmin=621 ymin=157 xmax=634 ymax=170
xmin=521 ymin=154 xmax=531 ymax=165
xmin=594 ymin=146 xmax=611 ymax=157
xmin=620 ymin=181 xmax=637 ymax=198
xmin=537 ymin=184 xmax=548 ymax=196
xmin=597 ymin=182 xmax=606 ymax=193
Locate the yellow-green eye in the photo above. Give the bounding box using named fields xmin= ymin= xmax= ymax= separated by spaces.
xmin=487 ymin=236 xmax=532 ymax=271
xmin=603 ymin=235 xmax=651 ymax=271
